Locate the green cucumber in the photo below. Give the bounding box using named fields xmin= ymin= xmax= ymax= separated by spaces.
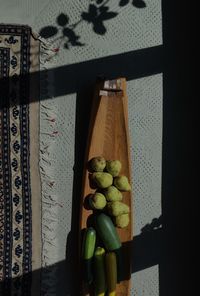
xmin=105 ymin=252 xmax=117 ymax=296
xmin=82 ymin=227 xmax=96 ymax=284
xmin=94 ymin=247 xmax=106 ymax=296
xmin=95 ymin=213 xmax=121 ymax=251
xmin=82 ymin=227 xmax=96 ymax=259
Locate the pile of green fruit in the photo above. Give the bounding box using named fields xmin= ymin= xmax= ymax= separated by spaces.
xmin=82 ymin=157 xmax=132 ymax=294
xmin=88 ymin=156 xmax=131 ymax=228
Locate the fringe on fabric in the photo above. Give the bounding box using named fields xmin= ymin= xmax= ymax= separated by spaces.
xmin=32 ymin=31 xmax=60 ymax=64
xmin=32 ymin=31 xmax=61 ymax=296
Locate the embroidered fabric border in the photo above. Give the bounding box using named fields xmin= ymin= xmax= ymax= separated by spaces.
xmin=0 ymin=24 xmax=41 ymax=296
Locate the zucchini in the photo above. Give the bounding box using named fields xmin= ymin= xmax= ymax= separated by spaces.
xmin=82 ymin=227 xmax=96 ymax=260
xmin=105 ymin=252 xmax=117 ymax=296
xmin=95 ymin=213 xmax=121 ymax=251
xmin=94 ymin=247 xmax=106 ymax=296
xmin=82 ymin=227 xmax=96 ymax=284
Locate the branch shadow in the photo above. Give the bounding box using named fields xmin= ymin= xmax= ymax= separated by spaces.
xmin=0 ymin=0 xmax=194 ymax=294
xmin=39 ymin=0 xmax=147 ymax=49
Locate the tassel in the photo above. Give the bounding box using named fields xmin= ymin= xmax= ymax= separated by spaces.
xmin=31 ymin=30 xmax=60 ymax=64
xmin=37 ymin=28 xmax=61 ymax=296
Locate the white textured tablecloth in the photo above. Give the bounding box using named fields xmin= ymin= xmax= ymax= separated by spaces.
xmin=0 ymin=1 xmax=163 ymax=295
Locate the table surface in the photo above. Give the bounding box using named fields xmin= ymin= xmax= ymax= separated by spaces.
xmin=0 ymin=1 xmax=162 ymax=295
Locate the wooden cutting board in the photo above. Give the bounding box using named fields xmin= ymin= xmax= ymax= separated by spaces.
xmin=79 ymin=78 xmax=133 ymax=296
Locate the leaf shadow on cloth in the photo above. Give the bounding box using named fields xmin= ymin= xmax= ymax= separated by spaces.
xmin=0 ymin=0 xmax=194 ymax=294
xmin=39 ymin=0 xmax=147 ymax=49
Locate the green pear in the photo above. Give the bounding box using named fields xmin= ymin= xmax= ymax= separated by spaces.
xmin=90 ymin=156 xmax=106 ymax=172
xmin=92 ymin=172 xmax=113 ymax=189
xmin=115 ymin=214 xmax=130 ymax=228
xmin=106 ymin=160 xmax=122 ymax=177
xmin=89 ymin=192 xmax=107 ymax=210
xmin=114 ymin=176 xmax=131 ymax=191
xmin=103 ymin=186 xmax=122 ymax=202
xmin=106 ymin=201 xmax=130 ymax=216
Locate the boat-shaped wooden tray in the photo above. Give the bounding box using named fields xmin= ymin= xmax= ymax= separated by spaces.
xmin=79 ymin=78 xmax=133 ymax=295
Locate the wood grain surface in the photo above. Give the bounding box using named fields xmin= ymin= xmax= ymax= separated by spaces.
xmin=79 ymin=78 xmax=133 ymax=296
